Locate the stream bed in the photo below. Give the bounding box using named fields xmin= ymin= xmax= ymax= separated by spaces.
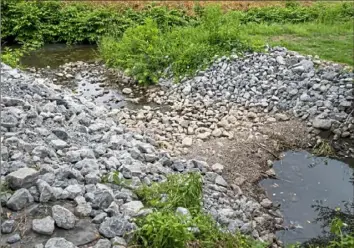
xmin=260 ymin=151 xmax=354 ymax=245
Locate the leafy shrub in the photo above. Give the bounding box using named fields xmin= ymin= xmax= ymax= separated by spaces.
xmin=1 ymin=43 xmax=37 ymax=68
xmin=100 ymin=6 xmax=254 ymax=84
xmin=1 ymin=1 xmax=195 ymax=47
xmin=1 ymin=47 xmax=24 ymax=68
xmin=99 ymin=18 xmax=168 ymax=84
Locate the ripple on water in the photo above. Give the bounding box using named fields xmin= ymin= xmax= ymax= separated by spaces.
xmin=260 ymin=151 xmax=354 ymax=245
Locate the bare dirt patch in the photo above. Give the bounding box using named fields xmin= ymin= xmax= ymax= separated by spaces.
xmin=185 ymin=119 xmax=311 ymax=199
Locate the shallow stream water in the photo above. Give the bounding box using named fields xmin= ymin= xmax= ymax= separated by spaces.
xmin=20 ymin=44 xmax=98 ymax=68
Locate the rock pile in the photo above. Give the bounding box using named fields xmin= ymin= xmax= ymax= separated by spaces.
xmin=116 ymin=47 xmax=354 ymax=156
xmin=0 ymin=64 xmax=279 ymax=247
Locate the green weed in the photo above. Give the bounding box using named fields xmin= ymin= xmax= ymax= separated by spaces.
xmin=133 ymin=173 xmax=267 ymax=248
xmin=135 ymin=173 xmax=202 ymax=212
xmin=134 ymin=211 xmax=193 ymax=248
xmin=99 ymin=18 xmax=168 ymax=84
xmin=101 ymin=171 xmax=132 ymax=188
xmin=0 ymin=181 xmax=13 ymax=195
xmin=312 ymin=140 xmax=336 ymax=157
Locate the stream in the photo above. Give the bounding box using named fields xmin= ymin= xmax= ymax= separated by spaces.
xmin=21 ymin=44 xmax=354 ymax=246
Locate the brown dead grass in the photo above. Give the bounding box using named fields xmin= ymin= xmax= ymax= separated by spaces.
xmin=72 ymin=1 xmax=316 ymax=13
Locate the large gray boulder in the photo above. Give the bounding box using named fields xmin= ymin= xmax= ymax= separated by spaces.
xmin=99 ymin=216 xmax=128 ymax=238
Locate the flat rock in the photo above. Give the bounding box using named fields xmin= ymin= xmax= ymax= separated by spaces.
xmin=53 ymin=219 xmax=100 ymax=246
xmin=32 ymin=216 xmax=55 ymax=235
xmin=6 ymin=168 xmax=39 ymax=190
xmin=50 ymin=139 xmax=68 ymax=150
xmin=45 ymin=238 xmax=76 ymax=248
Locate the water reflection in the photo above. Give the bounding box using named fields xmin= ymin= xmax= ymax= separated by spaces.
xmin=20 ymin=44 xmax=98 ymax=68
xmin=260 ymin=151 xmax=354 ymax=245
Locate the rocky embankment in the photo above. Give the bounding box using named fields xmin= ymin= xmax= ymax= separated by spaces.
xmin=0 ymin=63 xmax=280 ymax=248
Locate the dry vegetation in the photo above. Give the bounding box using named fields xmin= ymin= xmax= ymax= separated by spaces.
xmin=82 ymin=0 xmax=315 ymax=12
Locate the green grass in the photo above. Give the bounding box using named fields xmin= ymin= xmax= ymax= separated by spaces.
xmin=242 ymin=21 xmax=354 ymax=65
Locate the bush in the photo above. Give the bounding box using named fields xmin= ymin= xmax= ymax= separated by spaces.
xmin=1 ymin=43 xmax=37 ymax=68
xmin=99 ymin=18 xmax=168 ymax=84
xmin=240 ymin=2 xmax=354 ymax=24
xmin=1 ymin=1 xmax=195 ymax=47
xmin=1 ymin=47 xmax=24 ymax=68
xmin=99 ymin=6 xmax=254 ymax=84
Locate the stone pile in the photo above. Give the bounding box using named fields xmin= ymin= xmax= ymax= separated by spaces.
xmin=0 ymin=64 xmax=280 ymax=247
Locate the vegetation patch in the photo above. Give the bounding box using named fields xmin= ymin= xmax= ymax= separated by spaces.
xmin=99 ymin=6 xmax=256 ymax=84
xmin=133 ymin=173 xmax=267 ymax=248
xmin=3 ymin=1 xmax=353 ymax=73
xmin=99 ymin=2 xmax=353 ymax=84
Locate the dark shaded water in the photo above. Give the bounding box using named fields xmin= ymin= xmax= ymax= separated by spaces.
xmin=260 ymin=151 xmax=354 ymax=245
xmin=20 ymin=44 xmax=161 ymax=110
xmin=20 ymin=44 xmax=98 ymax=68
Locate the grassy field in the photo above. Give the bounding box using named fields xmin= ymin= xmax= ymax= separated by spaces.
xmin=243 ymin=21 xmax=353 ymax=65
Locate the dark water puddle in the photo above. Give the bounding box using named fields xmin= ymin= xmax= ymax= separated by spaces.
xmin=20 ymin=44 xmax=98 ymax=68
xmin=260 ymin=151 xmax=354 ymax=245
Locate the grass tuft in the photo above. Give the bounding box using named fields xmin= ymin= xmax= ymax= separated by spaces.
xmin=135 ymin=173 xmax=203 ymax=212
xmin=312 ymin=140 xmax=336 ymax=157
